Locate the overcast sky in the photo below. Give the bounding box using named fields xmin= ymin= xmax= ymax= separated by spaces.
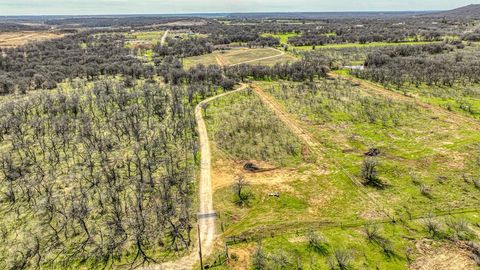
xmin=0 ymin=0 xmax=476 ymax=15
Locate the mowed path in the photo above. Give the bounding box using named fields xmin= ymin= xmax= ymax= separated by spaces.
xmin=251 ymin=84 xmax=366 ymax=189
xmin=142 ymin=84 xmax=247 ymax=270
xmin=250 ymin=84 xmax=325 ymax=163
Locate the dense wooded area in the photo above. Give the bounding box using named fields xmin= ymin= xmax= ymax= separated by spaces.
xmin=0 ymin=80 xmax=210 ymax=268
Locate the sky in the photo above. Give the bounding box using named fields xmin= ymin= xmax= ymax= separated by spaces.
xmin=0 ymin=0 xmax=477 ymax=15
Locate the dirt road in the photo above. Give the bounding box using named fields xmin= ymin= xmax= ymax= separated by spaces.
xmin=250 ymin=84 xmax=364 ymax=184
xmin=142 ymin=84 xmax=247 ymax=270
xmin=250 ymin=84 xmax=323 ymax=154
xmin=160 ymin=30 xmax=169 ymax=46
xmin=250 ymin=83 xmax=388 ymax=215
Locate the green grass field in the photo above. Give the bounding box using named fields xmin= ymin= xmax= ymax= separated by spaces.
xmin=125 ymin=30 xmax=165 ymax=43
xmin=261 ymin=33 xmax=300 ymax=44
xmin=205 ymin=89 xmax=372 ymax=235
xmin=258 ymin=79 xmax=480 ymax=215
xmin=203 ymin=78 xmax=480 ymax=269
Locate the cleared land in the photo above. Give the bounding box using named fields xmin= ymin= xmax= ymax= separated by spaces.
xmin=202 ymin=78 xmax=480 ymax=269
xmin=125 ymin=30 xmax=166 ymax=44
xmin=183 ymin=48 xmax=295 ymax=68
xmin=0 ymin=31 xmax=64 ymax=48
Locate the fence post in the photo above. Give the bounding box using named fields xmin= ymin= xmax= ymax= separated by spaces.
xmin=198 ymin=223 xmax=203 ymax=270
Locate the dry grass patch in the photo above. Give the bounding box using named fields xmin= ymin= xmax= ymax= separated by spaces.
xmin=0 ymin=31 xmax=64 ymax=48
xmin=410 ymin=239 xmax=478 ymax=270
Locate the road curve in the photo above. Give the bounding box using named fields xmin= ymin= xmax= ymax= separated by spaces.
xmin=141 ymin=84 xmax=247 ymax=270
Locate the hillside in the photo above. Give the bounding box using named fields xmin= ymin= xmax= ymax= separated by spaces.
xmin=427 ymin=4 xmax=480 ymax=17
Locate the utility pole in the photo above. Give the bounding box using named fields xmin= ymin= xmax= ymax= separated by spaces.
xmin=198 ymin=223 xmax=203 ymax=270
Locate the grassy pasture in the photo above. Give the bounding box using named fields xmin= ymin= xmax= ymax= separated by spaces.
xmin=125 ymin=30 xmax=165 ymax=43
xmin=204 ymin=79 xmax=480 ymax=269
xmin=261 ymin=32 xmax=300 ymax=44
xmin=205 ymin=78 xmax=480 ymax=239
xmin=0 ymin=31 xmax=64 ymax=48
xmin=222 ymin=48 xmax=283 ymax=65
xmin=257 ymin=79 xmax=480 ymax=217
xmin=205 ymin=89 xmax=375 ymax=236
xmin=220 ymin=211 xmax=480 ymax=270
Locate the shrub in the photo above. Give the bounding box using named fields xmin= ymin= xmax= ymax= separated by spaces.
xmin=270 ymin=251 xmax=293 ymax=269
xmin=364 ymin=223 xmax=381 ymax=242
xmin=307 ymin=231 xmax=329 ymax=255
xmin=473 ymin=179 xmax=480 ymax=190
xmin=420 ymin=184 xmax=432 ymax=198
xmin=252 ymin=245 xmax=267 ymax=270
xmin=361 ymin=157 xmax=383 ymax=188
xmin=230 ymin=252 xmax=239 ymax=261
xmin=328 ymin=249 xmax=353 ymax=270
xmin=232 ymin=175 xmax=252 ymax=207
xmin=446 ymin=218 xmax=475 ymax=241
xmin=425 ymin=214 xmax=441 ymax=238
xmin=364 ymin=224 xmax=394 ymax=257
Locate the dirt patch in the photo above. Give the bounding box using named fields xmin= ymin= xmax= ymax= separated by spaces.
xmin=410 ymin=239 xmax=477 ymax=270
xmin=215 ymin=55 xmax=228 ymax=66
xmin=212 ymin=159 xmax=304 ymax=192
xmin=228 ymin=244 xmax=255 ymax=270
xmin=0 ymin=31 xmax=65 ymax=48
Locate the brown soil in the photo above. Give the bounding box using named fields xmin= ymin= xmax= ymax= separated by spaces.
xmin=227 ymin=244 xmax=255 ymax=270
xmin=215 ymin=55 xmax=228 ymax=66
xmin=212 ymin=159 xmax=320 ymax=192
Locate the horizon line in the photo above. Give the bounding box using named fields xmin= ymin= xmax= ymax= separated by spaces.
xmin=0 ymin=10 xmax=441 ymax=18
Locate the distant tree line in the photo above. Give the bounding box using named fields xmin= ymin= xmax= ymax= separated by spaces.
xmin=0 ymin=22 xmax=49 ymax=32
